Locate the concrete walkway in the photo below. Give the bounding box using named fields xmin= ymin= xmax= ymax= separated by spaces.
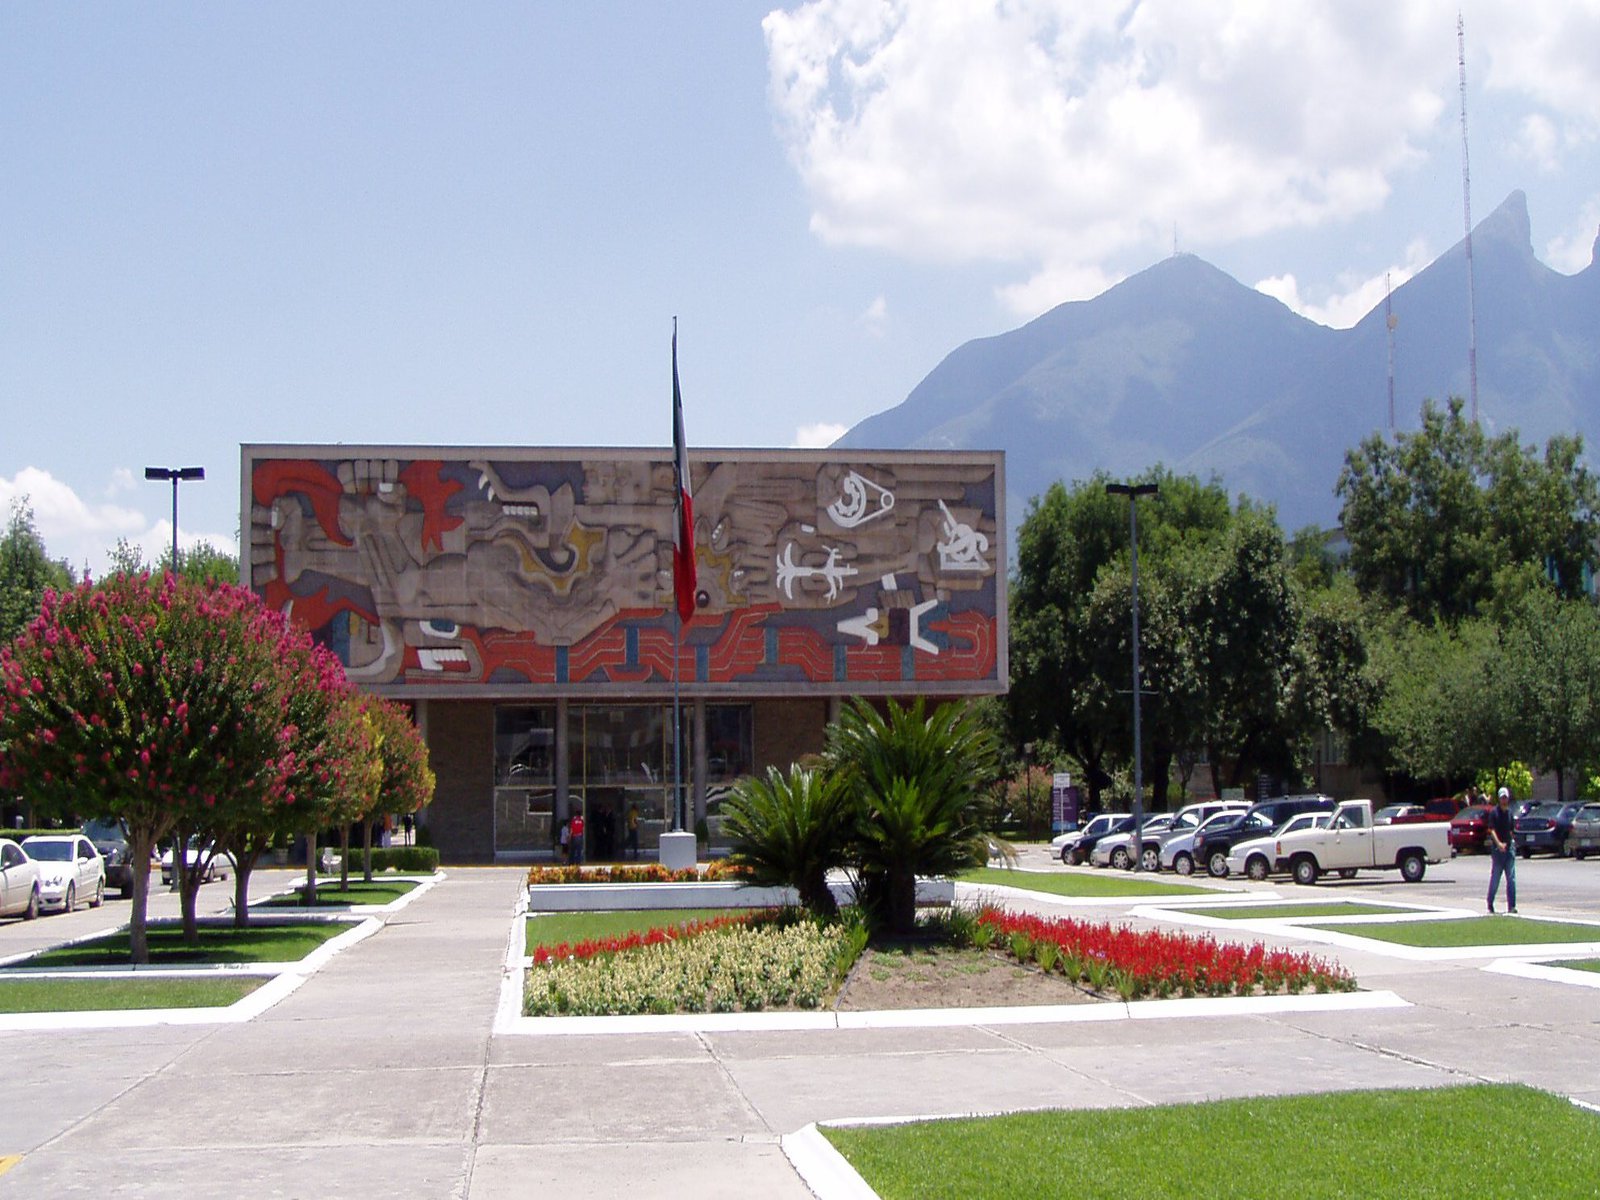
xmin=1 ymin=857 xmax=1598 ymax=1198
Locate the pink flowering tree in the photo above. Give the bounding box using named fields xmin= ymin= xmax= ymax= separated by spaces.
xmin=335 ymin=698 xmax=434 ymax=888
xmin=0 ymin=573 xmax=363 ymax=960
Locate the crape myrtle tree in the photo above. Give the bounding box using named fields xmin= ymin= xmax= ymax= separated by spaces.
xmin=341 ymin=697 xmax=434 ymax=887
xmin=289 ymin=652 xmax=381 ymax=907
xmin=1 ymin=501 xmax=73 ymax=647
xmin=0 ymin=574 xmax=337 ymax=961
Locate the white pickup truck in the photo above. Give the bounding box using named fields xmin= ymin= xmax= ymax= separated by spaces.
xmin=1273 ymin=798 xmax=1451 ymax=885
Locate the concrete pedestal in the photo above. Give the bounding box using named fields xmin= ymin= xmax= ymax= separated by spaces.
xmin=658 ymin=830 xmax=698 ymax=872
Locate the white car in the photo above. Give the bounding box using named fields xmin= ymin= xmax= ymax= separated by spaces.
xmin=0 ymin=840 xmax=42 ymax=920
xmin=1055 ymin=812 xmax=1129 ymax=865
xmin=1160 ymin=809 xmax=1250 ymax=876
xmin=21 ymin=834 xmax=106 ymax=913
xmin=160 ymin=838 xmax=237 ymax=886
xmin=1227 ymin=812 xmax=1332 ymax=881
xmin=1090 ymin=814 xmax=1175 ymax=870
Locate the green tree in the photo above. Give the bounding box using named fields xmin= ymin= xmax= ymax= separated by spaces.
xmin=1502 ymin=589 xmax=1600 ymax=801
xmin=0 ymin=501 xmax=72 ymax=645
xmin=1337 ymin=398 xmax=1600 ymax=622
xmin=824 ymin=697 xmax=995 ymax=936
xmin=721 ymin=765 xmax=846 ymax=918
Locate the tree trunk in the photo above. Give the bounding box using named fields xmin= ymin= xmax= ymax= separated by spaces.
xmin=180 ymin=856 xmax=203 ymax=945
xmin=304 ymin=831 xmax=319 ymax=906
xmin=363 ymin=819 xmax=374 ymax=884
xmin=232 ymin=847 xmax=263 ymax=929
xmin=888 ymin=866 xmax=917 ymax=937
xmin=128 ymin=828 xmax=153 ymax=964
xmin=339 ymin=826 xmax=351 ymax=891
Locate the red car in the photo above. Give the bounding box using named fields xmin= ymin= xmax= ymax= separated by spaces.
xmin=1394 ymin=797 xmax=1466 ymax=825
xmin=1448 ymin=805 xmax=1492 ymax=852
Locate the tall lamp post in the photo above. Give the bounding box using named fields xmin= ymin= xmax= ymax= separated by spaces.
xmin=143 ymin=466 xmax=205 ymax=575
xmin=1106 ymin=481 xmax=1158 ymax=869
xmin=145 ymin=466 xmax=203 ymax=892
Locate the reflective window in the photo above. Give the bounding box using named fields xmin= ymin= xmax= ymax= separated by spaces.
xmin=495 ymin=706 xmax=556 ymax=787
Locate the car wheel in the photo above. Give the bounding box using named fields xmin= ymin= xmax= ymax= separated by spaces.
xmin=1174 ymin=852 xmax=1194 ymax=876
xmin=1110 ymin=847 xmax=1131 ymax=871
xmin=24 ymin=886 xmax=39 ymax=921
xmin=1400 ymin=851 xmax=1426 ymax=883
xmin=64 ymin=883 xmax=76 ymax=913
xmin=1293 ymin=856 xmax=1319 ymax=886
xmin=1068 ymin=848 xmax=1085 ymax=867
xmin=91 ymin=878 xmax=105 ymax=908
xmin=1519 ymin=847 xmax=1531 ymax=859
xmin=1140 ymin=846 xmax=1161 ymax=873
xmin=1338 ymin=868 xmax=1358 ymax=880
xmin=1207 ymin=851 xmax=1229 ymax=878
xmin=1246 ymin=855 xmax=1270 ymax=882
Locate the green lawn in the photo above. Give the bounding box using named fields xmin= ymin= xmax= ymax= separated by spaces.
xmin=260 ymin=879 xmax=417 ymax=908
xmin=823 ymin=1084 xmax=1597 ymax=1199
xmin=526 ymin=908 xmax=755 ymax=951
xmin=1305 ymin=915 xmax=1600 ymax=947
xmin=1170 ymin=901 xmax=1415 ymax=920
xmin=0 ymin=976 xmax=263 ymax=1012
xmin=958 ymin=867 xmax=1220 ymax=898
xmin=12 ymin=921 xmax=349 ymax=969
xmin=1550 ymin=958 xmax=1600 ymax=974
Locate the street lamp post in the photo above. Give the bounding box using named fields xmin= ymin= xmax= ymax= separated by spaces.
xmin=145 ymin=466 xmax=203 ymax=892
xmin=1106 ymin=481 xmax=1158 ymax=869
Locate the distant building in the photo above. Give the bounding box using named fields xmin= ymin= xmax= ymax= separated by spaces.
xmin=244 ymin=445 xmax=1007 ymax=861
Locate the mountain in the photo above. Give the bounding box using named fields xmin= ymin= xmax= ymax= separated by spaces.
xmin=837 ymin=191 xmax=1600 ymax=533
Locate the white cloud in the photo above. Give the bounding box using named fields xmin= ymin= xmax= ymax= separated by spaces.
xmin=1254 ymin=239 xmax=1432 ymax=329
xmin=1545 ymin=194 xmax=1600 ymax=273
xmin=0 ymin=467 xmax=235 ymax=578
xmin=765 ymin=1 xmax=1600 ymax=308
xmin=1512 ymin=113 xmax=1561 ymax=172
xmin=860 ymin=293 xmax=888 ymax=333
xmin=792 ymin=422 xmax=848 ymax=448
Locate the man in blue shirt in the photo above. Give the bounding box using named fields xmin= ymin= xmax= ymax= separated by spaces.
xmin=1486 ymin=786 xmax=1517 ymax=914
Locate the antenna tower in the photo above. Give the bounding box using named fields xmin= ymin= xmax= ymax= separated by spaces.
xmin=1458 ymin=12 xmax=1479 ymax=423
xmin=1385 ymin=272 xmax=1397 ymax=433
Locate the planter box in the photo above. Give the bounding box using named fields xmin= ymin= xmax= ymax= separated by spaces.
xmin=526 ymin=876 xmax=956 ymax=913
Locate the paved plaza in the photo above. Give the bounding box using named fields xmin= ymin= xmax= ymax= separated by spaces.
xmin=0 ymin=853 xmax=1596 ymax=1198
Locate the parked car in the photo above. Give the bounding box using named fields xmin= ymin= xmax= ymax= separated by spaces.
xmin=1514 ymin=802 xmax=1584 ymax=858
xmin=1227 ymin=812 xmax=1331 ymax=881
xmin=1373 ymin=804 xmax=1421 ymax=826
xmin=1391 ymin=796 xmax=1466 ymax=825
xmin=159 ymin=838 xmax=237 ymax=886
xmin=1161 ymin=809 xmax=1250 ymax=876
xmin=1057 ymin=813 xmax=1128 ymax=865
xmin=21 ymin=834 xmax=107 ymax=913
xmin=1090 ymin=814 xmax=1174 ymax=870
xmin=1448 ymin=805 xmax=1492 ymax=854
xmin=0 ymin=839 xmax=41 ymax=920
xmin=1194 ymin=795 xmax=1338 ymax=878
xmin=1566 ymin=803 xmax=1600 ymax=859
xmin=1073 ymin=813 xmax=1135 ymax=866
xmin=82 ymin=817 xmax=140 ymax=898
xmin=1274 ymin=798 xmax=1452 ymax=884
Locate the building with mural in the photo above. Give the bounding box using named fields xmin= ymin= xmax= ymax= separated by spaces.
xmin=243 ymin=445 xmax=1006 ymax=862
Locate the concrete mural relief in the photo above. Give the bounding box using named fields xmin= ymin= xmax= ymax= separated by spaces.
xmin=246 ymin=448 xmax=1004 ymax=694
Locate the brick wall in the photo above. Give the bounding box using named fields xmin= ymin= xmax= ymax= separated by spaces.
xmin=420 ymin=701 xmax=495 ymax=863
xmin=753 ymin=698 xmax=829 ymax=774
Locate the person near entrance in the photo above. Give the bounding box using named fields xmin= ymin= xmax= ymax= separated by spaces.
xmin=569 ymin=807 xmax=585 ymax=866
xmin=625 ymin=804 xmax=640 ymax=860
xmin=1486 ymin=786 xmax=1517 ymax=914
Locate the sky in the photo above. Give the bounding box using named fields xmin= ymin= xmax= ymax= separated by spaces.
xmin=3 ymin=1 xmax=1599 ymax=577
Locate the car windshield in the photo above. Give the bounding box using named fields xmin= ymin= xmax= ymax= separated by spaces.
xmin=84 ymin=819 xmax=125 ymax=842
xmin=1239 ymin=813 xmax=1276 ymax=835
xmin=1197 ymin=813 xmax=1239 ymax=833
xmin=1523 ymin=803 xmax=1563 ymax=819
xmin=23 ymin=840 xmax=72 ymax=862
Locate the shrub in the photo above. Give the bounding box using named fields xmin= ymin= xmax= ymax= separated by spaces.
xmin=361 ymin=846 xmax=439 ymax=873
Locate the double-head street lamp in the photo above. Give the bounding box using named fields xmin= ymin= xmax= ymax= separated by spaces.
xmin=144 ymin=465 xmax=203 ymax=893
xmin=1106 ymin=481 xmax=1158 ymax=869
xmin=143 ymin=466 xmax=204 ymax=575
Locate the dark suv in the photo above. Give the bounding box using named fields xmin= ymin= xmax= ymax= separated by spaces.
xmin=1193 ymin=795 xmax=1337 ymax=878
xmin=82 ymin=817 xmax=135 ymax=897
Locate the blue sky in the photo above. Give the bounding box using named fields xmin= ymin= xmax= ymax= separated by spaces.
xmin=4 ymin=2 xmax=1598 ymax=575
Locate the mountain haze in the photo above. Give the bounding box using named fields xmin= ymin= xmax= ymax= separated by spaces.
xmin=837 ymin=191 xmax=1600 ymax=532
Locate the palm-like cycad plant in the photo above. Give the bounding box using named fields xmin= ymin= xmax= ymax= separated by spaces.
xmin=720 ymin=764 xmax=845 ymax=917
xmin=825 ymin=697 xmax=996 ymax=935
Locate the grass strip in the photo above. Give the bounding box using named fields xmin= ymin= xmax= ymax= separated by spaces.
xmin=1168 ymin=902 xmax=1414 ymax=920
xmin=259 ymin=879 xmax=417 ymax=908
xmin=1549 ymin=958 xmax=1600 ymax=974
xmin=822 ymin=1084 xmax=1598 ymax=1200
xmin=526 ymin=908 xmax=756 ymax=952
xmin=959 ymin=867 xmax=1220 ymax=898
xmin=13 ymin=922 xmax=349 ymax=969
xmin=0 ymin=976 xmax=263 ymax=1012
xmin=1305 ymin=915 xmax=1600 ymax=947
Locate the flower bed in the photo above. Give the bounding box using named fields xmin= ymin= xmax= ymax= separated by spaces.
xmin=977 ymin=908 xmax=1354 ymax=1001
xmin=530 ymin=912 xmax=757 ymax=966
xmin=525 ymin=918 xmax=854 ymax=1016
xmin=526 ymin=861 xmax=750 ymax=886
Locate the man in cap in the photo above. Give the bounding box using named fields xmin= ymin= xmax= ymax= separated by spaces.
xmin=1486 ymin=786 xmax=1517 ymax=914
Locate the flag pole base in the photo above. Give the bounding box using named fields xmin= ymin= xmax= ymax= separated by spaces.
xmin=658 ymin=830 xmax=697 ymax=872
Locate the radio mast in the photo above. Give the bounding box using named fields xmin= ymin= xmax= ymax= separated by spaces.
xmin=1458 ymin=12 xmax=1479 ymax=423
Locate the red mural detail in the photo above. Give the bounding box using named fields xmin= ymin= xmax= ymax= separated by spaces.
xmin=706 ymin=605 xmax=778 ymax=680
xmin=914 ymin=612 xmax=997 ymax=681
xmin=777 ymin=627 xmax=833 ymax=682
xmin=396 ymin=461 xmax=465 ymax=552
xmin=845 ymin=644 xmax=902 ymax=681
xmin=478 ymin=631 xmax=558 ymax=683
xmin=253 ymin=460 xmax=351 ymax=547
xmin=262 ymin=577 xmax=377 ymax=634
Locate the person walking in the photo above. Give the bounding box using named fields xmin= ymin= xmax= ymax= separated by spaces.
xmin=1486 ymin=786 xmax=1517 ymax=914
